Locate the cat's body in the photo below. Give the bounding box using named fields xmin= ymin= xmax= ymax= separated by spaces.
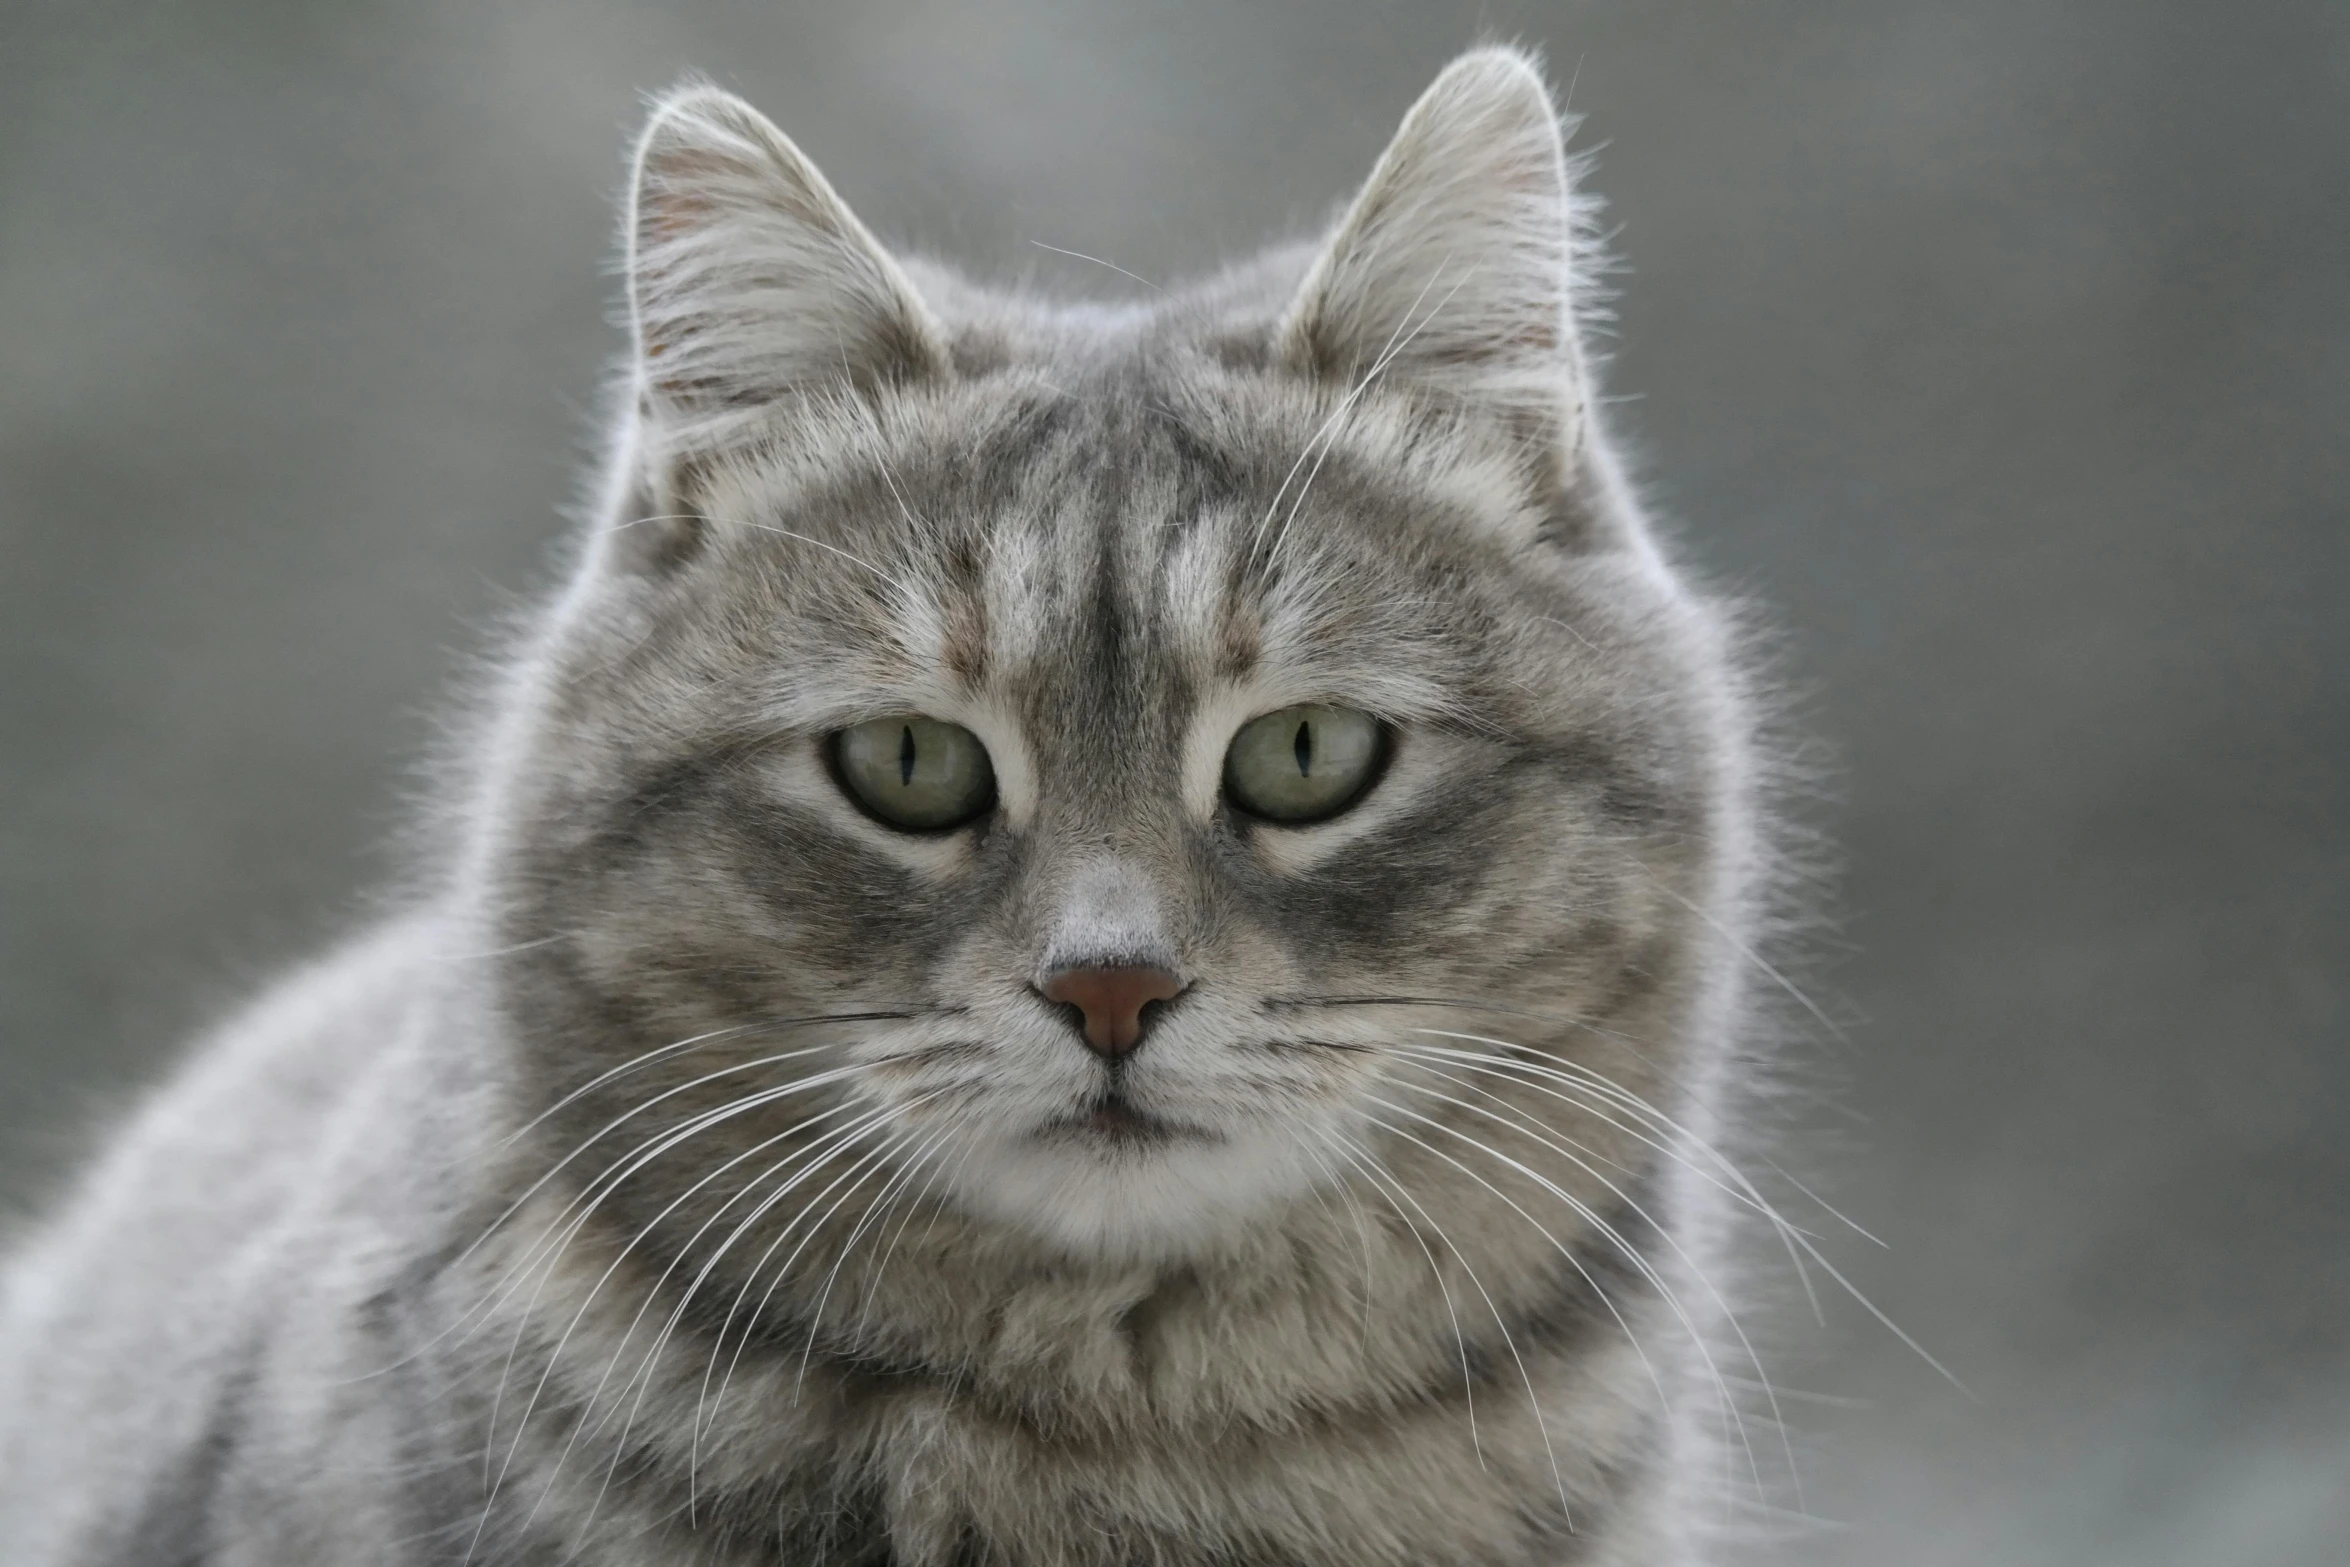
xmin=0 ymin=50 xmax=1778 ymax=1566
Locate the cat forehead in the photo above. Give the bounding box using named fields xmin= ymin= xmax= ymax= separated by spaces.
xmin=685 ymin=372 xmax=1544 ymax=718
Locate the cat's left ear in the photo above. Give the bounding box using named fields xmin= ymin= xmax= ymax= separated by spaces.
xmin=1279 ymin=48 xmax=1590 ymax=476
xmin=625 ymin=82 xmax=948 ymax=436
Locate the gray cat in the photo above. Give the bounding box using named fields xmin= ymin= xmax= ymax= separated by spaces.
xmin=0 ymin=46 xmax=1795 ymax=1566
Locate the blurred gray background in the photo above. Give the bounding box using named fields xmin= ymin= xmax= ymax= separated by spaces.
xmin=2 ymin=1 xmax=2343 ymax=1561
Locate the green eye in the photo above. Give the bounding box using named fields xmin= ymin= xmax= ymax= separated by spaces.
xmin=1222 ymin=705 xmax=1385 ymax=824
xmin=833 ymin=716 xmax=996 ymax=831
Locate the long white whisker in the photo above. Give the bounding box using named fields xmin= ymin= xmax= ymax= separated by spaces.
xmin=461 ymin=1075 xmax=853 ymax=1563
xmin=795 ymin=1119 xmax=959 ymax=1386
xmin=732 ymin=519 xmax=890 ymax=580
xmin=1635 ymin=867 xmax=1848 ymax=1046
xmin=565 ymin=1095 xmax=915 ymax=1425
xmin=478 ymin=1078 xmax=880 ymax=1520
xmin=851 ymin=1121 xmax=968 ymax=1339
xmin=1383 ymin=1051 xmax=1804 ymax=1507
xmin=578 ymin=1099 xmax=944 ymax=1541
xmin=536 ymin=1104 xmax=913 ymax=1546
xmin=1354 ymin=1104 xmax=1680 ymax=1456
xmin=1329 ymin=1128 xmax=1572 ymax=1521
xmin=1388 ymin=1040 xmax=1825 ymax=1255
xmin=465 ymin=1042 xmax=846 ymax=1281
xmin=363 ymin=1035 xmax=875 ymax=1389
xmin=691 ymin=1118 xmax=926 ymax=1505
xmin=1026 ymin=238 xmax=1166 ymax=295
xmin=1318 ymin=1132 xmax=1487 ymax=1471
xmin=501 ymin=1022 xmax=771 ymax=1151
xmin=1289 ymin=1133 xmax=1380 ymax=1355
xmin=1250 ymin=255 xmax=1460 ymax=556
xmin=1394 ymin=1035 xmax=1834 ymax=1339
xmin=1269 ymin=261 xmax=1479 ymax=559
xmin=1404 ymin=1034 xmax=1965 ymax=1392
xmin=1404 ymin=1035 xmax=1837 ymax=1308
xmin=470 ymin=1059 xmax=871 ymax=1449
xmin=1759 ymin=1154 xmax=1887 ymax=1247
xmin=1403 ymin=1033 xmax=1830 ymax=1291
xmin=1363 ymin=1084 xmax=1777 ymax=1509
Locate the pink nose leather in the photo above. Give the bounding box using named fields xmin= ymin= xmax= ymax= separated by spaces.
xmin=1040 ymin=966 xmax=1186 ymax=1057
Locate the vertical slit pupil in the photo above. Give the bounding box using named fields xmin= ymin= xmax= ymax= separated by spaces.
xmin=1293 ymin=719 xmax=1313 ymax=777
xmin=898 ymin=725 xmax=917 ymax=787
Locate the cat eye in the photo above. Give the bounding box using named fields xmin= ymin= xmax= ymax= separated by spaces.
xmin=832 ymin=716 xmax=996 ymax=831
xmin=1222 ymin=705 xmax=1385 ymax=824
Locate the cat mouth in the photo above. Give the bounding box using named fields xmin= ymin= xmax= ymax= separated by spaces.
xmin=1038 ymin=1092 xmax=1212 ymax=1149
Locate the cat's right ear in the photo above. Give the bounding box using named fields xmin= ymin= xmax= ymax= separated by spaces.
xmin=624 ymin=82 xmax=948 ymax=439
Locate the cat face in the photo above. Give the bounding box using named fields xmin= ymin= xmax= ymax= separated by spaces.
xmin=492 ymin=57 xmax=1729 ymax=1262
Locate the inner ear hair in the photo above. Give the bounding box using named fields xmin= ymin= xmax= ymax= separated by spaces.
xmin=1278 ymin=48 xmax=1590 ymax=470
xmin=625 ymin=82 xmax=950 ymax=438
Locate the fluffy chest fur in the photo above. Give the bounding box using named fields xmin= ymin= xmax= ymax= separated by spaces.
xmin=478 ymin=1128 xmax=1681 ymax=1566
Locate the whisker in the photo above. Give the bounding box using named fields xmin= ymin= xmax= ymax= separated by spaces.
xmin=1026 ymin=238 xmax=1166 ymax=295
xmin=538 ymin=1109 xmax=896 ymax=1544
xmin=1402 ymin=1034 xmax=1829 ymax=1249
xmin=1326 ymin=1131 xmax=1557 ymax=1504
xmin=795 ymin=1119 xmax=959 ymax=1386
xmin=1263 ymin=991 xmax=1651 ymax=1051
xmin=1634 ymin=866 xmax=1849 ymax=1046
xmin=1401 ymin=1036 xmax=1835 ymax=1327
xmin=850 ymin=1120 xmax=967 ymax=1338
xmin=478 ymin=1085 xmax=890 ymax=1536
xmin=501 ymin=1022 xmax=770 ymax=1150
xmin=579 ymin=1100 xmax=941 ymax=1541
xmin=1383 ymin=1048 xmax=1807 ymax=1501
xmin=1364 ymin=1082 xmax=1781 ymax=1508
xmin=475 ymin=1044 xmax=835 ymax=1260
xmin=505 ymin=1009 xmax=935 ymax=1152
xmin=1268 ymin=261 xmax=1479 ymax=560
xmin=732 ymin=520 xmax=892 ymax=580
xmin=1388 ymin=1040 xmax=1824 ymax=1250
xmin=1270 ymin=1000 xmax=1839 ymax=1297
xmin=569 ymin=1095 xmax=907 ymax=1429
xmin=468 ymin=1058 xmax=871 ymax=1396
xmin=474 ymin=1063 xmax=884 ymax=1470
xmin=1401 ymin=1034 xmax=1965 ymax=1392
xmin=1285 ymin=1131 xmax=1381 ymax=1355
xmin=424 ymin=1009 xmax=933 ymax=1370
xmin=1250 ymin=256 xmax=1457 ymax=557
xmin=692 ymin=1117 xmax=928 ymax=1502
xmin=1355 ymin=1102 xmax=1679 ymax=1432
xmin=477 ymin=1013 xmax=935 ymax=1286
xmin=356 ymin=1034 xmax=888 ymax=1390
xmin=1325 ymin=1132 xmax=1485 ymax=1465
xmin=1759 ymin=1155 xmax=1887 ymax=1248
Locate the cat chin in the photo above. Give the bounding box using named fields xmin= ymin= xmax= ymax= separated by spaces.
xmin=939 ymin=1121 xmax=1337 ymax=1261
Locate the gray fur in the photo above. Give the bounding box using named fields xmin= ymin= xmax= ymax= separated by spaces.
xmin=0 ymin=47 xmax=1780 ymax=1566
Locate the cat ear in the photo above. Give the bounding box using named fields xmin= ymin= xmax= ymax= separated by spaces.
xmin=626 ymin=83 xmax=948 ymax=434
xmin=1278 ymin=48 xmax=1588 ymax=466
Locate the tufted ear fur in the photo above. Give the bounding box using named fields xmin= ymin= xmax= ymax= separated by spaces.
xmin=1279 ymin=48 xmax=1591 ymax=471
xmin=626 ymin=83 xmax=948 ymax=444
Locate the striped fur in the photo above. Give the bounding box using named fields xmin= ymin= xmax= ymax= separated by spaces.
xmin=0 ymin=48 xmax=1777 ymax=1566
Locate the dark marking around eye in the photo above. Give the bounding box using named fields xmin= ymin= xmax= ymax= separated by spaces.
xmin=1294 ymin=720 xmax=1312 ymax=777
xmin=898 ymin=725 xmax=916 ymax=787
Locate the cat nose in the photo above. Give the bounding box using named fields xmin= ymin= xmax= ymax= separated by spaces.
xmin=1038 ymin=965 xmax=1187 ymax=1058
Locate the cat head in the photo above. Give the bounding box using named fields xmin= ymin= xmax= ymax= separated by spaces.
xmin=486 ymin=48 xmax=1741 ymax=1262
